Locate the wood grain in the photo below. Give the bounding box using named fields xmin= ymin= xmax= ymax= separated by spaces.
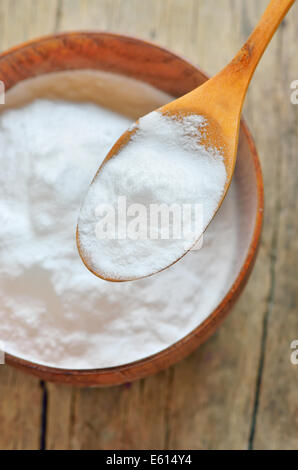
xmin=0 ymin=366 xmax=42 ymax=449
xmin=253 ymin=2 xmax=298 ymax=449
xmin=47 ymin=371 xmax=173 ymax=450
xmin=0 ymin=0 xmax=297 ymax=449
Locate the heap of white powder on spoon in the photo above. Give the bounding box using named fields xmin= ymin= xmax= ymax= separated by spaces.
xmin=78 ymin=111 xmax=227 ymax=281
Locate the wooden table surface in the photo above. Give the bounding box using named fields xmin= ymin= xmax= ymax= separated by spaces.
xmin=0 ymin=0 xmax=297 ymax=450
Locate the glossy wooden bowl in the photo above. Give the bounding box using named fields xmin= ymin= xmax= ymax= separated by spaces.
xmin=0 ymin=32 xmax=263 ymax=386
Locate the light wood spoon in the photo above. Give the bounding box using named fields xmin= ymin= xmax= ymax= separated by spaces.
xmin=77 ymin=0 xmax=295 ymax=282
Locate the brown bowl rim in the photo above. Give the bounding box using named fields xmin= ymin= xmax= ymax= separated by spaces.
xmin=1 ymin=32 xmax=264 ymax=386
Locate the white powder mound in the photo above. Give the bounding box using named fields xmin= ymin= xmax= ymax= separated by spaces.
xmin=0 ymin=97 xmax=238 ymax=370
xmin=78 ymin=111 xmax=227 ymax=280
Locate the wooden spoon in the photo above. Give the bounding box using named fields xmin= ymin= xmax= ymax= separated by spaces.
xmin=77 ymin=0 xmax=295 ymax=282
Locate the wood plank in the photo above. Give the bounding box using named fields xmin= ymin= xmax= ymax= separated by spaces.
xmin=47 ymin=372 xmax=172 ymax=450
xmin=0 ymin=366 xmax=42 ymax=449
xmin=46 ymin=383 xmax=74 ymax=450
xmin=0 ymin=0 xmax=60 ymax=51
xmin=0 ymin=0 xmax=60 ymax=451
xmin=253 ymin=1 xmax=298 ymax=450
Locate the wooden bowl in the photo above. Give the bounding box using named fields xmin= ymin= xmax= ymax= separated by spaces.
xmin=0 ymin=32 xmax=263 ymax=386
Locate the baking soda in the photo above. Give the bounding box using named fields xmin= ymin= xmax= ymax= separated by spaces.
xmin=0 ymin=72 xmax=238 ymax=369
xmin=78 ymin=111 xmax=227 ymax=280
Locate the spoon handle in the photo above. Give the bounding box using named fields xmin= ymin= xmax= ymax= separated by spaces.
xmin=171 ymin=0 xmax=296 ymax=119
xmin=221 ymin=0 xmax=296 ymax=98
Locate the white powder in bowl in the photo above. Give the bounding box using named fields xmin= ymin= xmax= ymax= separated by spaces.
xmin=0 ymin=74 xmax=239 ymax=369
xmin=78 ymin=111 xmax=227 ymax=280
